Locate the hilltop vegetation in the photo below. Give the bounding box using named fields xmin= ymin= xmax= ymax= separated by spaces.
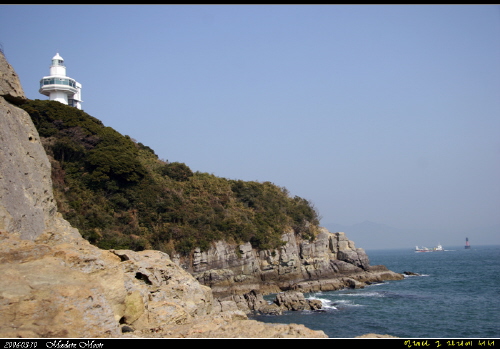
xmin=20 ymin=100 xmax=320 ymax=255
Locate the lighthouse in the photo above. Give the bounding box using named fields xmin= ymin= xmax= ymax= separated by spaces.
xmin=465 ymin=237 xmax=471 ymax=249
xmin=39 ymin=53 xmax=82 ymax=109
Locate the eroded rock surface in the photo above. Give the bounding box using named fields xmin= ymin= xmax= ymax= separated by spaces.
xmin=184 ymin=228 xmax=403 ymax=298
xmin=0 ymin=53 xmax=79 ymax=243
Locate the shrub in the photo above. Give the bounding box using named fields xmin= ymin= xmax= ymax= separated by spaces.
xmin=160 ymin=162 xmax=193 ymax=181
xmin=22 ymin=100 xmax=321 ymax=256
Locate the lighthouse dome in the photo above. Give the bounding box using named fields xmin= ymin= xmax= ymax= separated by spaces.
xmin=51 ymin=53 xmax=65 ymax=68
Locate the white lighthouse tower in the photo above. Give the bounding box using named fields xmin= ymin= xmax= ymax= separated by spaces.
xmin=39 ymin=53 xmax=82 ymax=109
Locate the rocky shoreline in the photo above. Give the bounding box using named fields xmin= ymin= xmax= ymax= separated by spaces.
xmin=183 ymin=228 xmax=404 ymax=317
xmin=0 ymin=51 xmax=402 ymax=338
xmin=173 ymin=225 xmax=404 ymax=316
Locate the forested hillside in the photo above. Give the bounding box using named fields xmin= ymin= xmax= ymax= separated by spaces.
xmin=20 ymin=100 xmax=320 ymax=255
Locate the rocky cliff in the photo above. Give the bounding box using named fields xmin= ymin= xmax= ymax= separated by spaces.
xmin=178 ymin=227 xmax=403 ymax=300
xmin=0 ymin=55 xmax=78 ymax=243
xmin=0 ymin=51 xmax=328 ymax=338
xmin=0 ymin=51 xmax=401 ymax=338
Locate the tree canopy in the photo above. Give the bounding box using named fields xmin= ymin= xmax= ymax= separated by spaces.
xmin=21 ymin=100 xmax=321 ymax=255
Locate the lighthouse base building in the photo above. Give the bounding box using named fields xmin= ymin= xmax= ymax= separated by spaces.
xmin=39 ymin=53 xmax=82 ymax=109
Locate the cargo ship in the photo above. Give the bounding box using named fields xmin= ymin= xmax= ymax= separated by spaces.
xmin=415 ymin=244 xmax=444 ymax=252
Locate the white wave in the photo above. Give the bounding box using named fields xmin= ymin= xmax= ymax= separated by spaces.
xmin=321 ymin=303 xmax=338 ymax=310
xmin=331 ymin=299 xmax=364 ymax=307
xmin=306 ymin=295 xmax=329 ymax=302
xmin=404 ymin=273 xmax=430 ymax=278
xmin=306 ymin=296 xmax=338 ymax=310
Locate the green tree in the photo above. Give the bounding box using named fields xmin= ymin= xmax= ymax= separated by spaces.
xmin=160 ymin=162 xmax=193 ymax=181
xmin=21 ymin=99 xmax=322 ymax=256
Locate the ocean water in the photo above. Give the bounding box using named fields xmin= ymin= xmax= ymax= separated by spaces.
xmin=250 ymin=245 xmax=500 ymax=338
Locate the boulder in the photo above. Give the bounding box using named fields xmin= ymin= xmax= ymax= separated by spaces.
xmin=404 ymin=271 xmax=420 ymax=276
xmin=274 ymin=291 xmax=322 ymax=311
xmin=0 ymin=232 xmax=120 ymax=337
xmin=243 ymin=290 xmax=269 ymax=311
xmin=256 ymin=303 xmax=283 ymax=315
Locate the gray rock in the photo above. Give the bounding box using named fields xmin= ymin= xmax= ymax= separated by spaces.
xmin=0 ymin=51 xmax=26 ymax=104
xmin=188 ymin=228 xmax=402 ymax=297
xmin=243 ymin=290 xmax=268 ymax=311
xmin=274 ymin=291 xmax=322 ymax=311
xmin=257 ymin=303 xmax=283 ymax=315
xmin=0 ymin=53 xmax=80 ymax=243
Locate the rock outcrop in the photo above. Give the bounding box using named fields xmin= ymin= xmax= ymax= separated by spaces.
xmin=274 ymin=291 xmax=323 ymax=311
xmin=0 ymin=229 xmax=328 ymax=338
xmin=0 ymin=51 xmax=329 ymax=338
xmin=0 ymin=51 xmax=25 ymax=104
xmin=181 ymin=228 xmax=403 ymax=299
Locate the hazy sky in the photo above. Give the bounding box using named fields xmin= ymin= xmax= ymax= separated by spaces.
xmin=1 ymin=5 xmax=499 ymax=248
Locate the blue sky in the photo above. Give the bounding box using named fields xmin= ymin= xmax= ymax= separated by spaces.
xmin=1 ymin=5 xmax=499 ymax=248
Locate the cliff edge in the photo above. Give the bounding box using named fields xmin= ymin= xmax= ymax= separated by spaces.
xmin=0 ymin=51 xmax=327 ymax=338
xmin=183 ymin=228 xmax=403 ymax=300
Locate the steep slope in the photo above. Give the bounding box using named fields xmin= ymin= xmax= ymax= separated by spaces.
xmin=0 ymin=51 xmax=328 ymax=338
xmin=20 ymin=99 xmax=321 ymax=255
xmin=0 ymin=60 xmax=79 ymax=242
xmin=16 ymin=74 xmax=403 ymax=301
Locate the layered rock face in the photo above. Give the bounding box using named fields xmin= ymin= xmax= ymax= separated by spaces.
xmin=184 ymin=228 xmax=402 ymax=298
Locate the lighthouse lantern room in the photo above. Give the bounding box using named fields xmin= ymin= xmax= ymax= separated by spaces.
xmin=39 ymin=53 xmax=82 ymax=109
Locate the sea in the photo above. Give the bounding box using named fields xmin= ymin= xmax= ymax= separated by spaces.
xmin=250 ymin=244 xmax=500 ymax=339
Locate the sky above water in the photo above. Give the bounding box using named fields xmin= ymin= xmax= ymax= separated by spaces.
xmin=1 ymin=5 xmax=499 ymax=248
